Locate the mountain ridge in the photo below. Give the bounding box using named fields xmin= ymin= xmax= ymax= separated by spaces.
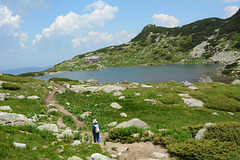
xmin=21 ymin=10 xmax=240 ymax=78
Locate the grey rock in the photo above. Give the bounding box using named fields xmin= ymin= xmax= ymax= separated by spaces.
xmin=80 ymin=112 xmax=91 ymax=119
xmin=0 ymin=106 xmax=12 ymax=112
xmin=37 ymin=124 xmax=58 ymax=132
xmin=231 ymin=79 xmax=240 ymax=84
xmin=178 ymin=94 xmax=191 ymax=98
xmin=116 ymin=118 xmax=149 ymax=129
xmin=212 ymin=112 xmax=219 ymax=116
xmin=0 ymin=72 xmax=3 ymax=76
xmin=182 ymin=81 xmax=191 ymax=87
xmin=204 ymin=123 xmax=216 ymax=129
xmin=122 ymin=80 xmax=128 ymax=84
xmin=144 ymin=99 xmax=157 ymax=104
xmin=112 ymin=91 xmax=122 ymax=96
xmin=182 ymin=98 xmax=204 ymax=107
xmin=110 ymin=102 xmax=122 ymax=109
xmin=189 ymin=41 xmax=208 ymax=58
xmin=91 ymin=153 xmax=113 ymax=160
xmin=134 ymin=93 xmax=141 ymax=96
xmin=13 ymin=142 xmax=26 ymax=149
xmin=68 ymin=156 xmax=83 ymax=160
xmin=0 ymin=93 xmax=6 ymax=101
xmin=86 ymin=79 xmax=98 ymax=85
xmin=71 ymin=140 xmax=81 ymax=146
xmin=47 ymin=108 xmax=58 ymax=113
xmin=0 ymin=111 xmax=34 ymax=125
xmin=141 ymin=84 xmax=153 ymax=88
xmin=228 ymin=112 xmax=234 ymax=116
xmin=57 ymin=88 xmax=66 ymax=94
xmin=78 ymin=80 xmax=84 ymax=83
xmin=150 ymin=152 xmax=168 ymax=159
xmin=118 ymin=96 xmax=125 ymax=100
xmin=210 ymin=51 xmax=240 ymax=63
xmin=188 ymin=86 xmax=198 ymax=90
xmin=62 ymin=129 xmax=73 ymax=136
xmin=198 ymin=75 xmax=213 ymax=83
xmin=101 ymin=85 xmax=126 ymax=93
xmin=120 ymin=113 xmax=127 ymax=117
xmin=195 ymin=128 xmax=206 ymax=140
xmin=108 ymin=121 xmax=117 ymax=127
xmin=17 ymin=95 xmax=25 ymax=99
xmin=27 ymin=95 xmax=40 ymax=99
xmin=30 ymin=114 xmax=38 ymax=122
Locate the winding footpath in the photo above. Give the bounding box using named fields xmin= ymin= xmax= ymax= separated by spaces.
xmin=44 ymin=84 xmax=85 ymax=128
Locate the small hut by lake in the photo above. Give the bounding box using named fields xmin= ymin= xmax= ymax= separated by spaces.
xmin=85 ymin=56 xmax=99 ymax=64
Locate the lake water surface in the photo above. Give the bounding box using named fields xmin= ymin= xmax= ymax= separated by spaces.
xmin=36 ymin=64 xmax=225 ymax=84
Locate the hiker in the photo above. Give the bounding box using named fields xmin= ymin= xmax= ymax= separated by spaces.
xmin=92 ymin=119 xmax=101 ymax=143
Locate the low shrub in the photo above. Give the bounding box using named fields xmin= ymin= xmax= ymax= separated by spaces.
xmin=2 ymin=82 xmax=21 ymax=90
xmin=108 ymin=126 xmax=145 ymax=143
xmin=205 ymin=121 xmax=240 ymax=144
xmin=168 ymin=139 xmax=239 ymax=160
xmin=179 ymin=124 xmax=204 ymax=137
xmin=63 ymin=115 xmax=76 ymax=128
xmin=122 ymin=92 xmax=135 ymax=99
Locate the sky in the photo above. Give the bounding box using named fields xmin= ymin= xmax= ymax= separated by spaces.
xmin=0 ymin=0 xmax=239 ymax=71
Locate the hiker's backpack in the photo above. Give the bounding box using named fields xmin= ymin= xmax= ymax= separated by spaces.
xmin=95 ymin=124 xmax=100 ymax=133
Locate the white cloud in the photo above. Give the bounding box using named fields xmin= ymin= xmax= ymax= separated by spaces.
xmin=224 ymin=6 xmax=239 ymax=17
xmin=33 ymin=1 xmax=118 ymax=45
xmin=72 ymin=30 xmax=136 ymax=48
xmin=223 ymin=0 xmax=240 ymax=3
xmin=0 ymin=5 xmax=23 ymax=28
xmin=152 ymin=14 xmax=180 ymax=28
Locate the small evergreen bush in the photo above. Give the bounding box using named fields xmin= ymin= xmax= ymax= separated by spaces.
xmin=2 ymin=82 xmax=21 ymax=90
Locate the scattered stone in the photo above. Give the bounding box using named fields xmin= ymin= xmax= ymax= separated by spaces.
xmin=63 ymin=83 xmax=71 ymax=88
xmin=144 ymin=99 xmax=157 ymax=104
xmin=32 ymin=147 xmax=37 ymax=150
xmin=91 ymin=153 xmax=113 ymax=160
xmin=86 ymin=79 xmax=98 ymax=85
xmin=0 ymin=111 xmax=34 ymax=125
xmin=231 ymin=79 xmax=240 ymax=84
xmin=0 ymin=93 xmax=6 ymax=101
xmin=37 ymin=124 xmax=58 ymax=132
xmin=145 ymin=130 xmax=155 ymax=137
xmin=68 ymin=156 xmax=83 ymax=160
xmin=118 ymin=96 xmax=125 ymax=100
xmin=198 ymin=75 xmax=213 ymax=83
xmin=134 ymin=93 xmax=141 ymax=96
xmin=113 ymin=91 xmax=122 ymax=96
xmin=228 ymin=112 xmax=234 ymax=116
xmin=195 ymin=128 xmax=206 ymax=140
xmin=43 ymin=146 xmax=48 ymax=149
xmin=188 ymin=86 xmax=198 ymax=90
xmin=122 ymin=80 xmax=128 ymax=84
xmin=203 ymin=123 xmax=216 ymax=129
xmin=13 ymin=142 xmax=26 ymax=149
xmin=79 ymin=112 xmax=91 ymax=119
xmin=27 ymin=95 xmax=40 ymax=99
xmin=17 ymin=95 xmax=25 ymax=99
xmin=66 ymin=102 xmax=70 ymax=105
xmin=182 ymin=98 xmax=204 ymax=107
xmin=141 ymin=84 xmax=153 ymax=88
xmin=71 ymin=140 xmax=81 ymax=146
xmin=120 ymin=113 xmax=127 ymax=117
xmin=150 ymin=152 xmax=168 ymax=159
xmin=47 ymin=108 xmax=58 ymax=113
xmin=30 ymin=114 xmax=38 ymax=122
xmin=182 ymin=81 xmax=191 ymax=87
xmin=48 ymin=86 xmax=53 ymax=89
xmin=110 ymin=102 xmax=122 ymax=109
xmin=57 ymin=88 xmax=66 ymax=94
xmin=108 ymin=121 xmax=117 ymax=127
xmin=78 ymin=80 xmax=84 ymax=83
xmin=116 ymin=118 xmax=149 ymax=129
xmin=159 ymin=129 xmax=167 ymax=132
xmin=178 ymin=94 xmax=191 ymax=98
xmin=62 ymin=128 xmax=73 ymax=137
xmin=212 ymin=112 xmax=219 ymax=116
xmin=0 ymin=106 xmax=12 ymax=112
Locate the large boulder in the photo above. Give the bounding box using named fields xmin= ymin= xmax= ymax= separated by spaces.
xmin=198 ymin=75 xmax=213 ymax=83
xmin=231 ymin=79 xmax=240 ymax=84
xmin=116 ymin=118 xmax=149 ymax=129
xmin=195 ymin=123 xmax=216 ymax=141
xmin=110 ymin=102 xmax=122 ymax=109
xmin=150 ymin=152 xmax=168 ymax=159
xmin=37 ymin=124 xmax=58 ymax=132
xmin=182 ymin=81 xmax=191 ymax=87
xmin=91 ymin=153 xmax=113 ymax=160
xmin=0 ymin=106 xmax=12 ymax=112
xmin=182 ymin=98 xmax=204 ymax=107
xmin=0 ymin=93 xmax=5 ymax=101
xmin=0 ymin=111 xmax=34 ymax=125
xmin=86 ymin=79 xmax=99 ymax=85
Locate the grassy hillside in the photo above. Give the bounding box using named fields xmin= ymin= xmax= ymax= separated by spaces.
xmin=33 ymin=10 xmax=240 ymax=78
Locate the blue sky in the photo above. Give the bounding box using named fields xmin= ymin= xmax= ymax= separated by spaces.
xmin=0 ymin=0 xmax=239 ymax=71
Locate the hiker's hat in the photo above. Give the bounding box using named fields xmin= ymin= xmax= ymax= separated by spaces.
xmin=93 ymin=119 xmax=98 ymax=123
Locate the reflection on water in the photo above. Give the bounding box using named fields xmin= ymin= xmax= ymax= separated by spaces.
xmin=36 ymin=64 xmax=229 ymax=84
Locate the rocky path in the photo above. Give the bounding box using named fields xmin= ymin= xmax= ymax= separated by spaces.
xmin=44 ymin=84 xmax=85 ymax=128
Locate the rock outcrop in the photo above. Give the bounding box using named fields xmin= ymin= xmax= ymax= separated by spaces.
xmin=0 ymin=111 xmax=34 ymax=125
xmin=116 ymin=118 xmax=149 ymax=129
xmin=198 ymin=75 xmax=213 ymax=83
xmin=232 ymin=79 xmax=240 ymax=84
xmin=37 ymin=124 xmax=58 ymax=132
xmin=182 ymin=98 xmax=204 ymax=107
xmin=0 ymin=106 xmax=12 ymax=112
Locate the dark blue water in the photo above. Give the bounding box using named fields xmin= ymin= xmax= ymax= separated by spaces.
xmin=36 ymin=64 xmax=221 ymax=84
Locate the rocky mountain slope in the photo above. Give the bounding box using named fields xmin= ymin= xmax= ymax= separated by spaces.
xmin=26 ymin=9 xmax=240 ymax=77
